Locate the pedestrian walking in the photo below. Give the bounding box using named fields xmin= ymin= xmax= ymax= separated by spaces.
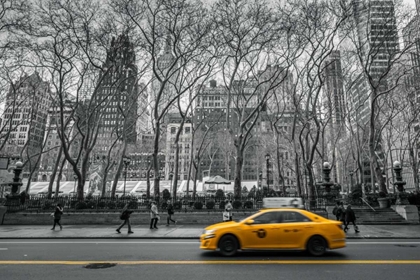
xmin=51 ymin=203 xmax=63 ymax=230
xmin=333 ymin=201 xmax=343 ymax=221
xmin=344 ymin=205 xmax=359 ymax=233
xmin=338 ymin=202 xmax=346 ymax=227
xmin=150 ymin=201 xmax=159 ymax=229
xmin=166 ymin=200 xmax=176 ymax=226
xmin=224 ymin=200 xmax=233 ymax=222
xmin=116 ymin=203 xmax=134 ymax=234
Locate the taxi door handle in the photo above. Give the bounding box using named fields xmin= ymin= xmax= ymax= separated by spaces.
xmin=284 ymin=229 xmax=290 ymax=232
xmin=304 ymin=226 xmax=313 ymax=229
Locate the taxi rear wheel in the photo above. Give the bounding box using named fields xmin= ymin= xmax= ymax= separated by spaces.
xmin=218 ymin=235 xmax=238 ymax=257
xmin=307 ymin=236 xmax=327 ymax=256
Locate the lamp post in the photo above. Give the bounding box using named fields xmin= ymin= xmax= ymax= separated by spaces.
xmin=393 ymin=161 xmax=408 ymax=205
xmin=123 ymin=157 xmax=131 ymax=197
xmin=322 ymin=162 xmax=334 ymax=193
xmin=265 ymin=154 xmax=270 ymax=191
xmin=10 ymin=161 xmax=23 ymax=195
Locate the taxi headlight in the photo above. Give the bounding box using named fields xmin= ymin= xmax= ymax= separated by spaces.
xmin=204 ymin=229 xmax=216 ymax=235
xmin=202 ymin=229 xmax=216 ymax=239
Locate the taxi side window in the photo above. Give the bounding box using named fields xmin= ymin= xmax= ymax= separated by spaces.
xmin=253 ymin=212 xmax=282 ymax=224
xmin=282 ymin=211 xmax=311 ymax=223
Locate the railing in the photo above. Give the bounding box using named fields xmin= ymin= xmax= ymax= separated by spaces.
xmin=3 ymin=193 xmax=346 ymax=213
xmin=360 ymin=197 xmax=376 ymax=211
xmin=3 ymin=195 xmax=266 ymax=212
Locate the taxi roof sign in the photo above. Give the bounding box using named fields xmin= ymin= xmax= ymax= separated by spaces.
xmin=262 ymin=197 xmax=304 ymax=209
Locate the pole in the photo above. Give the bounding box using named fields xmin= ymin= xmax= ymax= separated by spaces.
xmin=266 ymin=157 xmax=270 ymax=190
xmin=123 ymin=165 xmax=127 ymax=197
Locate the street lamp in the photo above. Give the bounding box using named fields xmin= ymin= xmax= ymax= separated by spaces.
xmin=322 ymin=162 xmax=334 ymax=192
xmin=265 ymin=154 xmax=270 ymax=191
xmin=393 ymin=160 xmax=408 ymax=205
xmin=10 ymin=161 xmax=23 ymax=195
xmin=123 ymin=156 xmax=131 ymax=197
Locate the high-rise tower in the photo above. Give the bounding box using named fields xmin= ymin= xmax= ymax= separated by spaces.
xmin=94 ymin=34 xmax=139 ymax=154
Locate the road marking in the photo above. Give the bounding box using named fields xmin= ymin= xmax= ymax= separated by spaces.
xmin=348 ymin=242 xmax=420 ymax=245
xmin=0 ymin=248 xmax=7 ymax=250
xmin=0 ymin=241 xmax=419 ymax=245
xmin=0 ymin=260 xmax=420 ymax=265
xmin=0 ymin=241 xmax=199 ymax=244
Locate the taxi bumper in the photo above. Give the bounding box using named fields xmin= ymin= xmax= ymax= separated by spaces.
xmin=328 ymin=237 xmax=346 ymax=249
xmin=200 ymin=234 xmax=218 ymax=250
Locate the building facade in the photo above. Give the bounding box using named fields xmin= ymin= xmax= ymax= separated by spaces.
xmin=0 ymin=72 xmax=52 ymax=179
xmin=94 ymin=34 xmax=139 ymax=154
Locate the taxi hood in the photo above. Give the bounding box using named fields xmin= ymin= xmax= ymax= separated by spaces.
xmin=204 ymin=221 xmax=237 ymax=230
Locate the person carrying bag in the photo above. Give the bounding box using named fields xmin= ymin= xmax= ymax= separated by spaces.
xmin=116 ymin=203 xmax=134 ymax=234
xmin=166 ymin=200 xmax=177 ymax=226
xmin=223 ymin=200 xmax=233 ymax=222
xmin=51 ymin=203 xmax=63 ymax=230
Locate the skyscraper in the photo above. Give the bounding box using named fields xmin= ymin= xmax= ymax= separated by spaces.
xmin=94 ymin=34 xmax=139 ymax=154
xmin=323 ymin=51 xmax=346 ymax=137
xmin=349 ymin=0 xmax=399 ymax=187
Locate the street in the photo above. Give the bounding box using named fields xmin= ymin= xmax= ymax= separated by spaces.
xmin=0 ymin=239 xmax=419 ymax=280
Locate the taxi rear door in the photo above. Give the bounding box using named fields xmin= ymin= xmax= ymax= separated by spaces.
xmin=277 ymin=211 xmax=314 ymax=249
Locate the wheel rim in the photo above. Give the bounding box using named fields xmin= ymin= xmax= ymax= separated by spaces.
xmin=311 ymin=238 xmax=325 ymax=253
xmin=222 ymin=239 xmax=235 ymax=253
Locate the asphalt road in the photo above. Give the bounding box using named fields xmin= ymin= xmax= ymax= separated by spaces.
xmin=0 ymin=239 xmax=419 ymax=280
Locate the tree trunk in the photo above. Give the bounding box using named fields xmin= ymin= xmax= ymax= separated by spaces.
xmin=47 ymin=146 xmax=63 ymax=199
xmin=146 ymin=162 xmax=152 ymax=199
xmin=173 ymin=142 xmax=180 ymax=200
xmin=234 ymin=139 xmax=244 ymax=198
xmin=54 ymin=157 xmax=66 ymax=199
xmin=153 ymin=120 xmax=161 ymax=204
xmin=295 ymin=154 xmax=302 ymax=197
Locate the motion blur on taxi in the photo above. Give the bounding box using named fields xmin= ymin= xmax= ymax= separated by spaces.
xmin=200 ymin=198 xmax=345 ymax=256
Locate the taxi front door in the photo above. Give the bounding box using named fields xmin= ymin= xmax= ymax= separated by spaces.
xmin=240 ymin=212 xmax=281 ymax=249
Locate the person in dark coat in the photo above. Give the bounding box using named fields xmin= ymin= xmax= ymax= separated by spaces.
xmin=339 ymin=202 xmax=346 ymax=226
xmin=344 ymin=205 xmax=359 ymax=233
xmin=51 ymin=203 xmax=63 ymax=230
xmin=116 ymin=203 xmax=134 ymax=234
xmin=166 ymin=200 xmax=176 ymax=226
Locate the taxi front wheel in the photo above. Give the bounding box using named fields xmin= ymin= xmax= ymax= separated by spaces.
xmin=307 ymin=236 xmax=327 ymax=256
xmin=218 ymin=235 xmax=238 ymax=257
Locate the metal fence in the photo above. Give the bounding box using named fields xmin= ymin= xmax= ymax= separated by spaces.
xmin=2 ymin=193 xmax=337 ymax=212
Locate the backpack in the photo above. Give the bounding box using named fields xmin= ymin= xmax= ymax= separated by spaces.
xmin=120 ymin=210 xmax=127 ymax=220
xmin=332 ymin=206 xmax=338 ymax=216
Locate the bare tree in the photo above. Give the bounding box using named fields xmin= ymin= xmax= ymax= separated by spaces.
xmin=341 ymin=0 xmax=415 ymax=194
xmin=113 ymin=0 xmax=214 ymax=202
xmin=213 ymin=0 xmax=299 ymax=198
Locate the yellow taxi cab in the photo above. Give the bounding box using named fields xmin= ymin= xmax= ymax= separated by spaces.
xmin=200 ymin=208 xmax=345 ymax=256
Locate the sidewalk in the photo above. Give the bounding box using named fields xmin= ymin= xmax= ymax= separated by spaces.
xmin=1 ymin=224 xmax=420 ymax=239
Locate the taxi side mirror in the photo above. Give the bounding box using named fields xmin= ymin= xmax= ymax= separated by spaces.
xmin=245 ymin=219 xmax=254 ymax=225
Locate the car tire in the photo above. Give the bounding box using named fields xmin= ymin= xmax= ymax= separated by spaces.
xmin=218 ymin=235 xmax=238 ymax=257
xmin=307 ymin=236 xmax=327 ymax=256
